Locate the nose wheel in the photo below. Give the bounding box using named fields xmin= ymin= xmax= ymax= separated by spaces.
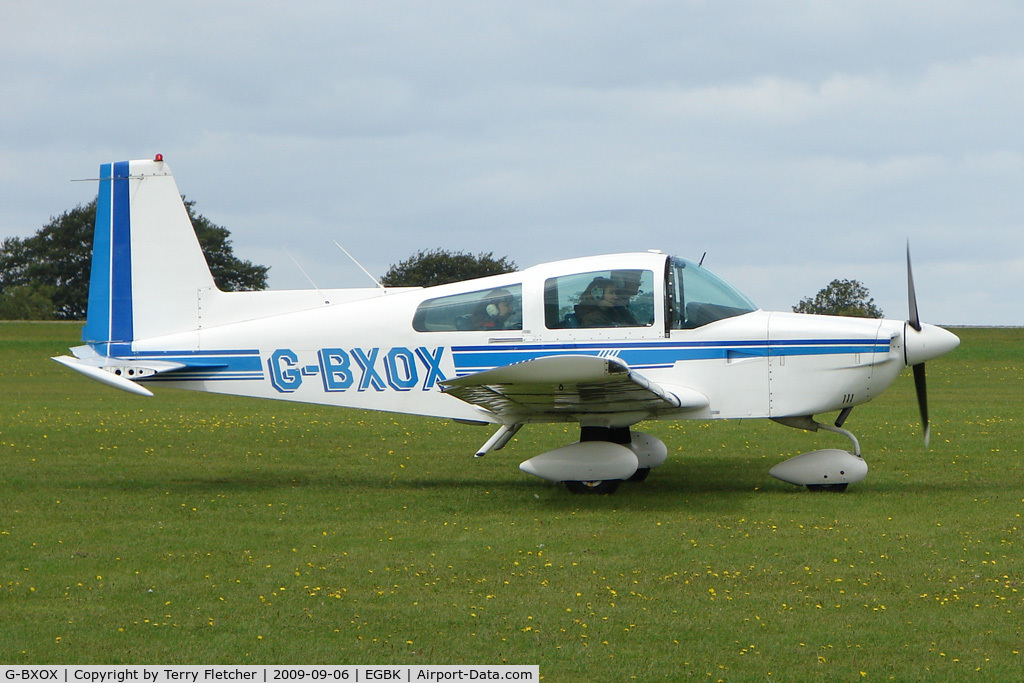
xmin=770 ymin=416 xmax=867 ymax=490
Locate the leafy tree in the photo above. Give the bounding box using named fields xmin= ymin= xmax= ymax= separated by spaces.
xmin=793 ymin=279 xmax=884 ymax=318
xmin=0 ymin=284 xmax=56 ymax=320
xmin=0 ymin=199 xmax=269 ymax=320
xmin=0 ymin=204 xmax=96 ymax=320
xmin=380 ymin=249 xmax=517 ymax=288
xmin=183 ymin=199 xmax=270 ymax=293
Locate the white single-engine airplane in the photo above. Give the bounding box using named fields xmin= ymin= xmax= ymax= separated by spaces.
xmin=54 ymin=157 xmax=960 ymax=493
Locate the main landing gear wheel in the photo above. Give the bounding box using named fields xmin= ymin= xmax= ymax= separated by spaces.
xmin=520 ymin=428 xmax=667 ymax=494
xmin=806 ymin=483 xmax=849 ymax=492
xmin=580 ymin=426 xmax=665 ymax=486
xmin=627 ymin=467 xmax=651 ymax=482
xmin=564 ymin=480 xmax=622 ymax=495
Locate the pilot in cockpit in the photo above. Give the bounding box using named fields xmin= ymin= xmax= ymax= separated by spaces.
xmin=575 ymin=276 xmax=640 ymax=327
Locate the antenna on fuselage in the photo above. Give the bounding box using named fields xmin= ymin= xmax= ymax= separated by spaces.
xmin=334 ymin=241 xmax=384 ymax=289
xmin=284 ymin=248 xmax=330 ymax=304
xmin=698 ymin=252 xmax=707 ymax=267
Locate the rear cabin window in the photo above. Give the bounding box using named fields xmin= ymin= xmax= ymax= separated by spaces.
xmin=544 ymin=269 xmax=655 ymax=329
xmin=413 ymin=285 xmax=523 ymax=332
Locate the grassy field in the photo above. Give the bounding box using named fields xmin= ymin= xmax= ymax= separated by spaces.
xmin=1 ymin=322 xmax=1021 ymax=680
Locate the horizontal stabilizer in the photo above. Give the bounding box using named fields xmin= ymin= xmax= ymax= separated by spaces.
xmin=52 ymin=349 xmax=186 ymax=397
xmin=53 ymin=356 xmax=155 ymax=396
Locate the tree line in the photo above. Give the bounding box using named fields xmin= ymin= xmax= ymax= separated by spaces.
xmin=0 ymin=200 xmax=269 ymax=320
xmin=1 ymin=198 xmax=880 ymax=320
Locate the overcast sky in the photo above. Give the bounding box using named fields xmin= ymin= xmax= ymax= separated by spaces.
xmin=2 ymin=1 xmax=1022 ymax=325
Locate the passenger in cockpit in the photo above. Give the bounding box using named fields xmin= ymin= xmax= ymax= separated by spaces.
xmin=470 ymin=288 xmax=521 ymax=330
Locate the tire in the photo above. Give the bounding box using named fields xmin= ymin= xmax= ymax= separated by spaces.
xmin=564 ymin=480 xmax=622 ymax=494
xmin=627 ymin=467 xmax=651 ymax=483
xmin=806 ymin=483 xmax=849 ymax=492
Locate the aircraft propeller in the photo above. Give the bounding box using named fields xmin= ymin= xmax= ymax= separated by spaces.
xmin=906 ymin=245 xmax=930 ymax=445
xmin=903 ymin=244 xmax=959 ymax=447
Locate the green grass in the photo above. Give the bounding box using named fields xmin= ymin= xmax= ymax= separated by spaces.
xmin=1 ymin=322 xmax=1021 ymax=680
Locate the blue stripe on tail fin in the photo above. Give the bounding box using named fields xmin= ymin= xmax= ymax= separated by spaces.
xmin=80 ymin=157 xmax=218 ymax=352
xmin=83 ymin=161 xmax=133 ymax=352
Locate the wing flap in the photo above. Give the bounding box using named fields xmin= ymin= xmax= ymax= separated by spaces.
xmin=440 ymin=355 xmax=707 ymax=421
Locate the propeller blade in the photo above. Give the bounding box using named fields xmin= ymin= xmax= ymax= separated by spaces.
xmin=907 ymin=243 xmax=921 ymax=332
xmin=913 ymin=362 xmax=930 ymax=448
xmin=908 ymin=242 xmax=931 ymax=446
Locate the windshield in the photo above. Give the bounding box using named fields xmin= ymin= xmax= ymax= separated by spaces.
xmin=667 ymin=257 xmax=757 ymax=329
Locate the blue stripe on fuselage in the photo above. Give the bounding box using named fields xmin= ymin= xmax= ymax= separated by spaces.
xmin=451 ymin=339 xmax=889 ymax=376
xmin=139 ymin=349 xmax=264 ymax=379
xmin=94 ymin=348 xmax=266 ymax=383
xmin=87 ymin=338 xmax=888 ymax=386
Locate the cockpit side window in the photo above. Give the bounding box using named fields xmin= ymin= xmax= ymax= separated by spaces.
xmin=544 ymin=269 xmax=655 ymax=329
xmin=669 ymin=258 xmax=756 ymax=329
xmin=413 ymin=285 xmax=523 ymax=332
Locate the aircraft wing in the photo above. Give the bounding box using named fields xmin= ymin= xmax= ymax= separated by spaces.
xmin=440 ymin=354 xmax=707 ymax=422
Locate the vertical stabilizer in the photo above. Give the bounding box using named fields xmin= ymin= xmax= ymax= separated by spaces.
xmin=82 ymin=158 xmax=217 ymax=353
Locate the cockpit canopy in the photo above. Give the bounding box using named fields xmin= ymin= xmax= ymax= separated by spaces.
xmin=411 ymin=253 xmax=758 ymax=334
